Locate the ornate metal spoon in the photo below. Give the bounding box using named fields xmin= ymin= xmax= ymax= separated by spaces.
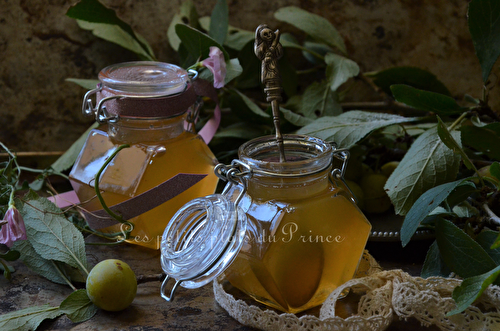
xmin=254 ymin=24 xmax=286 ymax=162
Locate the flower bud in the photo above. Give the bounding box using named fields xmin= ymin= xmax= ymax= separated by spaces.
xmin=0 ymin=206 xmax=27 ymax=247
xmin=201 ymin=46 xmax=226 ymax=88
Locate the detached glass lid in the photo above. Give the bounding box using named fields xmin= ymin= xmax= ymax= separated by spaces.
xmin=160 ymin=191 xmax=247 ymax=301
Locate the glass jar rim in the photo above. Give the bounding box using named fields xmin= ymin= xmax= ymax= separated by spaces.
xmin=99 ymin=61 xmax=189 ymax=96
xmin=238 ymin=134 xmax=334 ymax=176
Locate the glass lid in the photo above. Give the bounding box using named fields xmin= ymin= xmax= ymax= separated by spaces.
xmin=160 ymin=194 xmax=247 ymax=301
xmin=99 ymin=61 xmax=189 ymax=96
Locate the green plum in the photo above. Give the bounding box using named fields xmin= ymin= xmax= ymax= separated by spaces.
xmin=86 ymin=259 xmax=137 ymax=312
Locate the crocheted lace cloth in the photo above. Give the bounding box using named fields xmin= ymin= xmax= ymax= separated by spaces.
xmin=213 ymin=251 xmax=500 ymax=331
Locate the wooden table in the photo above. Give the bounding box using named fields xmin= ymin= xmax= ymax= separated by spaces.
xmin=0 ymin=236 xmax=440 ymax=330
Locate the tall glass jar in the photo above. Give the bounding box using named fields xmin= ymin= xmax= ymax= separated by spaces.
xmin=160 ymin=134 xmax=371 ymax=313
xmin=69 ymin=61 xmax=219 ymax=249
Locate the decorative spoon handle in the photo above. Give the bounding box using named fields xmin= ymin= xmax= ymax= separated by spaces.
xmin=254 ymin=24 xmax=286 ymax=162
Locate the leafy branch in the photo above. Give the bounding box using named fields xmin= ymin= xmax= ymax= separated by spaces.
xmin=63 ymin=0 xmax=500 ymax=317
xmin=0 ymin=0 xmax=497 ymax=327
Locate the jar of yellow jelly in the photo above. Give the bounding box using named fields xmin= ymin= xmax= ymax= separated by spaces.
xmin=160 ymin=134 xmax=371 ymax=313
xmin=69 ymin=61 xmax=219 ymax=249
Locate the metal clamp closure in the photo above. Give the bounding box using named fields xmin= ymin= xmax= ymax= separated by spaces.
xmin=215 ymin=160 xmax=251 ymax=206
xmin=81 ymin=83 xmax=120 ymax=124
xmin=331 ymin=146 xmax=350 ymax=179
xmin=81 ymin=83 xmax=102 ymax=118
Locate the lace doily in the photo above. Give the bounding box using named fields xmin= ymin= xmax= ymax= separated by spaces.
xmin=213 ymin=251 xmax=500 ymax=331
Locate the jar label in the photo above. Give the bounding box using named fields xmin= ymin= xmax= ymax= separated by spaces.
xmin=70 ymin=130 xmax=150 ymax=197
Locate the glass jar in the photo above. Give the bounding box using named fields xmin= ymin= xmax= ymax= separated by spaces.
xmin=69 ymin=61 xmax=219 ymax=249
xmin=160 ymin=134 xmax=371 ymax=313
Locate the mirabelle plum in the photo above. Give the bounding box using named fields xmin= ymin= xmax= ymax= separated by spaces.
xmin=345 ymin=179 xmax=365 ymax=210
xmin=359 ymin=173 xmax=392 ymax=214
xmin=86 ymin=259 xmax=137 ymax=311
xmin=380 ymin=161 xmax=400 ymax=177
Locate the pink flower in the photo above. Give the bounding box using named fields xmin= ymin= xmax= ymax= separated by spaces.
xmin=201 ymin=47 xmax=226 ymax=88
xmin=0 ymin=206 xmax=27 ymax=247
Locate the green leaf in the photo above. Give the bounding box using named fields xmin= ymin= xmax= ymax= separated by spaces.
xmin=446 ymin=181 xmax=478 ymax=208
xmin=76 ymin=20 xmax=154 ymax=60
xmin=19 ymin=191 xmax=89 ymax=275
xmin=436 ymin=116 xmax=476 ymax=171
xmin=167 ymin=1 xmax=199 ymax=51
xmin=385 ymin=126 xmax=461 ymax=215
xmin=297 ymin=111 xmax=419 ymax=149
xmin=447 ymin=264 xmax=500 ymax=316
xmin=0 ymin=249 xmax=20 ymax=261
xmin=299 ymin=81 xmax=342 ymax=118
xmin=28 ymin=177 xmax=44 ymax=191
xmin=401 ymin=179 xmax=465 ymax=246
xmin=199 ymin=17 xmax=254 ymax=51
xmin=365 ymin=66 xmax=451 ymax=96
xmin=214 ymin=122 xmax=267 ymax=140
xmin=225 ymin=26 xmax=254 ymax=51
xmin=197 ymin=58 xmax=242 ymax=86
xmin=435 ymin=218 xmax=497 ymax=279
xmin=13 ymin=240 xmax=69 ymax=285
xmin=232 ymin=89 xmax=270 ymax=118
xmin=325 ymin=53 xmax=360 ymax=91
xmin=65 ymin=78 xmax=100 ymax=90
xmin=468 ymin=0 xmax=500 ymax=82
xmin=67 ymin=0 xmax=134 ymax=35
xmin=280 ymin=107 xmax=314 ymax=127
xmin=209 ymin=0 xmax=228 ymax=45
xmin=51 ymin=123 xmax=99 ymax=172
xmin=66 ymin=0 xmax=154 ymax=60
xmin=278 ymin=54 xmax=298 ymax=99
xmin=175 ymin=24 xmax=229 ymax=62
xmin=274 ymin=6 xmax=346 ymax=54
xmin=0 ymin=304 xmax=62 ymax=331
xmin=421 ymin=240 xmax=451 ymax=278
xmin=0 ymin=261 xmax=15 ymax=280
xmin=60 ymin=289 xmax=98 ymax=323
xmin=302 ymin=41 xmax=333 ymax=65
xmin=493 ymin=232 xmax=500 ymax=250
xmin=476 ymin=229 xmax=500 ymax=264
xmin=460 ymin=123 xmax=500 ymax=160
xmin=490 ymin=161 xmax=500 ymax=180
xmin=452 ymin=203 xmax=478 ymax=218
xmin=391 ymin=84 xmax=467 ymax=115
xmin=231 ymin=40 xmax=260 ymax=89
xmin=224 ymin=58 xmax=243 ymax=85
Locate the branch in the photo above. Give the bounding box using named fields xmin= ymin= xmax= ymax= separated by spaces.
xmin=136 ymin=273 xmax=166 ymax=285
xmin=483 ymin=203 xmax=500 ymax=226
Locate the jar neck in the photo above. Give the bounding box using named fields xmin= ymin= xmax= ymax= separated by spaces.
xmin=238 ymin=134 xmax=334 ymax=200
xmin=108 ymin=113 xmax=188 ymax=145
xmin=246 ymin=168 xmax=332 ymax=200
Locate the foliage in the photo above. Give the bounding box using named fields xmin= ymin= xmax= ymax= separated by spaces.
xmin=62 ymin=0 xmax=500 ymax=317
xmin=0 ymin=0 xmax=499 ymax=328
xmin=61 ymin=0 xmax=500 ymax=318
xmin=0 ymin=148 xmax=98 ymax=330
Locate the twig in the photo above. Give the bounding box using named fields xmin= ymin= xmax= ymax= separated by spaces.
xmin=0 ymin=151 xmax=64 ymax=158
xmin=94 ymin=144 xmax=130 ymax=223
xmin=136 ymin=273 xmax=166 ymax=285
xmin=51 ymin=260 xmax=78 ymax=291
xmin=358 ymin=73 xmax=385 ymax=97
xmin=483 ymin=203 xmax=500 ymax=226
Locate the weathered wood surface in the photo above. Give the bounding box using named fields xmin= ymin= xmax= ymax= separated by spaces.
xmin=0 ymin=237 xmax=439 ymax=330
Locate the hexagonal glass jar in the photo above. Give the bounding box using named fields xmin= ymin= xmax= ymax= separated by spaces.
xmin=161 ymin=134 xmax=371 ymax=313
